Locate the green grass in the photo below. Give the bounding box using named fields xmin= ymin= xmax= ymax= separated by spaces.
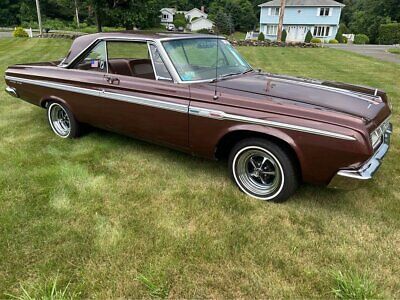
xmin=331 ymin=270 xmax=381 ymax=299
xmin=388 ymin=48 xmax=400 ymax=55
xmin=1 ymin=38 xmax=400 ymax=298
xmin=228 ymin=31 xmax=246 ymax=40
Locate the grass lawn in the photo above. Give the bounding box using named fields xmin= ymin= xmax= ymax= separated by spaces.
xmin=228 ymin=31 xmax=247 ymax=40
xmin=1 ymin=38 xmax=399 ymax=298
xmin=388 ymin=48 xmax=400 ymax=55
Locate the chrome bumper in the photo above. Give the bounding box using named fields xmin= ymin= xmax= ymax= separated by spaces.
xmin=5 ymin=86 xmax=18 ymax=98
xmin=328 ymin=123 xmax=392 ymax=189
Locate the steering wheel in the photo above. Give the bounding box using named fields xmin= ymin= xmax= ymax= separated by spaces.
xmin=211 ymin=58 xmax=226 ymax=68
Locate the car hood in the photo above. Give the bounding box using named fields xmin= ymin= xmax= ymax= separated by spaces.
xmin=216 ymin=73 xmax=388 ymax=122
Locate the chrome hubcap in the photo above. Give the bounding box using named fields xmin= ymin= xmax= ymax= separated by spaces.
xmin=235 ymin=148 xmax=283 ymax=197
xmin=49 ymin=104 xmax=71 ymax=137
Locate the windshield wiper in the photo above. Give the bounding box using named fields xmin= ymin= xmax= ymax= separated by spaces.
xmin=211 ymin=69 xmax=253 ymax=83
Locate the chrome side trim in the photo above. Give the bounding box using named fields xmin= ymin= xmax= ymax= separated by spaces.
xmin=5 ymin=75 xmax=188 ymax=114
xmin=189 ymin=106 xmax=357 ymax=141
xmin=6 ymin=74 xmax=358 ymax=141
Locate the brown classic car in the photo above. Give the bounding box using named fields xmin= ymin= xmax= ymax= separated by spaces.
xmin=4 ymin=32 xmax=393 ymax=202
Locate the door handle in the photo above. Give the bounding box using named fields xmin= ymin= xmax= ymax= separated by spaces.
xmin=104 ymin=75 xmax=120 ymax=85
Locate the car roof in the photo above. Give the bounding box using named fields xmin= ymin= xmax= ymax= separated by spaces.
xmin=62 ymin=31 xmax=222 ymax=66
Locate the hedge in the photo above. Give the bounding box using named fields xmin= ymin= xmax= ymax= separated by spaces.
xmin=310 ymin=38 xmax=322 ymax=43
xmin=378 ymin=23 xmax=400 ymax=45
xmin=354 ymin=34 xmax=369 ymax=44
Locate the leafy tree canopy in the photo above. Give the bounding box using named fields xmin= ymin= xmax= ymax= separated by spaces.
xmin=0 ymin=0 xmax=399 ymax=43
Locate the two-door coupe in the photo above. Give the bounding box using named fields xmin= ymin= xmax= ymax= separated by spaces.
xmin=4 ymin=32 xmax=392 ymax=202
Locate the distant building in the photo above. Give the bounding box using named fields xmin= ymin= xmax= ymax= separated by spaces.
xmin=160 ymin=7 xmax=214 ymax=31
xmin=258 ymin=0 xmax=345 ymax=42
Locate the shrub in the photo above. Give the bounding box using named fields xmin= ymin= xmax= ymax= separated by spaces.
xmin=13 ymin=27 xmax=28 ymax=38
xmin=310 ymin=38 xmax=322 ymax=43
xmin=173 ymin=13 xmax=187 ymax=28
xmin=342 ymin=35 xmax=348 ymax=44
xmin=43 ymin=19 xmax=66 ymax=30
xmin=329 ymin=39 xmax=339 ymax=44
xmin=196 ymin=28 xmax=212 ymax=34
xmin=281 ymin=29 xmax=287 ymax=42
xmin=258 ymin=32 xmax=265 ymax=41
xmin=305 ymin=30 xmax=313 ymax=43
xmin=354 ymin=34 xmax=369 ymax=44
xmin=378 ymin=23 xmax=400 ymax=45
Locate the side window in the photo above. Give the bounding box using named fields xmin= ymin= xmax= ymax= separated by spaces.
xmin=107 ymin=41 xmax=149 ymax=60
xmin=149 ymin=44 xmax=172 ymax=81
xmin=107 ymin=41 xmax=155 ymax=79
xmin=75 ymin=41 xmax=107 ymax=72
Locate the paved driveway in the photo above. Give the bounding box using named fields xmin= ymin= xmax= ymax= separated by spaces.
xmin=0 ymin=31 xmax=12 ymax=38
xmin=324 ymin=44 xmax=400 ymax=64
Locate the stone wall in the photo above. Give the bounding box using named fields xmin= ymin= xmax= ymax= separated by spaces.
xmin=229 ymin=40 xmax=320 ymax=48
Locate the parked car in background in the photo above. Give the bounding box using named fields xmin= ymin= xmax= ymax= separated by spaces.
xmin=4 ymin=32 xmax=392 ymax=202
xmin=166 ymin=24 xmax=175 ymax=31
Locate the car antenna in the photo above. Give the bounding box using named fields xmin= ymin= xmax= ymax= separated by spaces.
xmin=213 ymin=27 xmax=220 ymax=100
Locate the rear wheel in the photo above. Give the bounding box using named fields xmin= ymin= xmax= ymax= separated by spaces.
xmin=229 ymin=138 xmax=299 ymax=202
xmin=47 ymin=102 xmax=80 ymax=138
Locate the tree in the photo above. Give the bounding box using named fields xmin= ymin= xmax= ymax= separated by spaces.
xmin=173 ymin=12 xmax=187 ymax=28
xmin=35 ymin=0 xmax=43 ymax=35
xmin=277 ymin=0 xmax=286 ymax=42
xmin=213 ymin=9 xmax=234 ymax=35
xmin=209 ymin=0 xmax=257 ymax=33
xmin=85 ymin=0 xmax=107 ymax=32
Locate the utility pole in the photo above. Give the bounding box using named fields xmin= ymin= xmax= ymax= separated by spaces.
xmin=277 ymin=0 xmax=286 ymax=42
xmin=35 ymin=0 xmax=42 ymax=36
xmin=74 ymin=0 xmax=80 ymax=28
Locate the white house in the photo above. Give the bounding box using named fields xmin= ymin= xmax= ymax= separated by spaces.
xmin=160 ymin=7 xmax=213 ymax=31
xmin=160 ymin=8 xmax=176 ymax=24
xmin=187 ymin=17 xmax=214 ymax=31
xmin=258 ymin=0 xmax=345 ymax=42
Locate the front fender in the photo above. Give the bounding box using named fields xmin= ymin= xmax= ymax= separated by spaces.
xmin=216 ymin=123 xmax=305 ymax=169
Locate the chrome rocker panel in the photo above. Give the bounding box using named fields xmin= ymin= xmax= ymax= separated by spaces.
xmin=329 ymin=123 xmax=392 ymax=189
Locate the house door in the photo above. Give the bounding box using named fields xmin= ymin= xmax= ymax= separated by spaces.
xmin=296 ymin=26 xmax=307 ymax=42
xmin=287 ymin=26 xmax=307 ymax=42
xmin=286 ymin=26 xmax=297 ymax=41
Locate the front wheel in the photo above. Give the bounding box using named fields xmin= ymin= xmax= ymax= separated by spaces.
xmin=229 ymin=138 xmax=299 ymax=202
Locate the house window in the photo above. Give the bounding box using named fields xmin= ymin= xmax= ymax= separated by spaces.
xmin=163 ymin=14 xmax=168 ymax=19
xmin=319 ymin=7 xmax=330 ymax=16
xmin=269 ymin=7 xmax=280 ymax=16
xmin=313 ymin=26 xmax=331 ymax=37
xmin=266 ymin=25 xmax=278 ymax=35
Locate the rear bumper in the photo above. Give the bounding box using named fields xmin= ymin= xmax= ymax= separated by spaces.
xmin=5 ymin=86 xmax=18 ymax=98
xmin=328 ymin=123 xmax=392 ymax=189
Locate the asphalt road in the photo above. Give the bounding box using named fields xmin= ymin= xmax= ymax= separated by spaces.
xmin=324 ymin=44 xmax=400 ymax=64
xmin=0 ymin=31 xmax=12 ymax=38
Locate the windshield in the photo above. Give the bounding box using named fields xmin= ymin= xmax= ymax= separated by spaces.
xmin=162 ymin=38 xmax=251 ymax=82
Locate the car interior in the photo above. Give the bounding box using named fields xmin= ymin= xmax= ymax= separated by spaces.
xmin=108 ymin=58 xmax=155 ymax=80
xmin=74 ymin=41 xmax=158 ymax=80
